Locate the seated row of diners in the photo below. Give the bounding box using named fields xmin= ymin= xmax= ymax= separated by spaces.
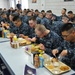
xmin=0 ymin=8 xmax=75 ymax=71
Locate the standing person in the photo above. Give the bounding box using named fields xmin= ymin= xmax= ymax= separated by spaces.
xmin=16 ymin=1 xmax=21 ymax=9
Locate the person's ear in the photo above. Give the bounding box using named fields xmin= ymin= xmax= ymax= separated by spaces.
xmin=72 ymin=30 xmax=75 ymax=35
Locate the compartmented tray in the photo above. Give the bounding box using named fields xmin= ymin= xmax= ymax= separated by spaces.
xmin=43 ymin=54 xmax=71 ymax=75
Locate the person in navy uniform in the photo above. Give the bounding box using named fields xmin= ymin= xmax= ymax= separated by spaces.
xmin=10 ymin=15 xmax=30 ymax=37
xmin=67 ymin=11 xmax=75 ymax=24
xmin=16 ymin=1 xmax=21 ymax=9
xmin=36 ymin=12 xmax=43 ymax=24
xmin=22 ymin=10 xmax=33 ymax=25
xmin=51 ymin=16 xmax=69 ymax=37
xmin=52 ymin=23 xmax=75 ymax=70
xmin=57 ymin=8 xmax=67 ymax=21
xmin=29 ymin=24 xmax=62 ymax=56
xmin=21 ymin=16 xmax=37 ymax=38
xmin=41 ymin=10 xmax=52 ymax=30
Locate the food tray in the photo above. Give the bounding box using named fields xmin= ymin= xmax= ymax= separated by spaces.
xmin=44 ymin=55 xmax=71 ymax=75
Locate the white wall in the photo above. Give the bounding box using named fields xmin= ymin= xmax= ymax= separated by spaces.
xmin=28 ymin=0 xmax=75 ymax=16
xmin=28 ymin=0 xmax=41 ymax=11
xmin=0 ymin=0 xmax=10 ymax=9
xmin=22 ymin=0 xmax=28 ymax=9
xmin=45 ymin=0 xmax=75 ymax=15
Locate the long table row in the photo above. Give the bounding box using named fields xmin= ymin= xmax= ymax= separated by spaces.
xmin=0 ymin=38 xmax=75 ymax=75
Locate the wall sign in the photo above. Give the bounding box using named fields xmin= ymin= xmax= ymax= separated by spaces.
xmin=32 ymin=0 xmax=37 ymax=3
xmin=64 ymin=0 xmax=74 ymax=1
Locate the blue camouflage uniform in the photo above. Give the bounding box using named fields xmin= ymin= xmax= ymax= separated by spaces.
xmin=22 ymin=15 xmax=30 ymax=24
xmin=41 ymin=17 xmax=52 ymax=30
xmin=36 ymin=17 xmax=42 ymax=24
xmin=51 ymin=21 xmax=64 ymax=37
xmin=28 ymin=27 xmax=36 ymax=38
xmin=57 ymin=40 xmax=75 ymax=70
xmin=57 ymin=15 xmax=67 ymax=21
xmin=35 ymin=31 xmax=62 ymax=56
xmin=10 ymin=22 xmax=30 ymax=37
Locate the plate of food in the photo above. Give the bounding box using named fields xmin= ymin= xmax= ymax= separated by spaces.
xmin=18 ymin=38 xmax=31 ymax=46
xmin=44 ymin=57 xmax=71 ymax=75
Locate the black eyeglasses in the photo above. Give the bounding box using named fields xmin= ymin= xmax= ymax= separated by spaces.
xmin=62 ymin=34 xmax=70 ymax=38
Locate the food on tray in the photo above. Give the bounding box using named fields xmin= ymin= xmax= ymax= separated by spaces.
xmin=26 ymin=41 xmax=31 ymax=45
xmin=60 ymin=65 xmax=69 ymax=71
xmin=19 ymin=40 xmax=27 ymax=46
xmin=51 ymin=58 xmax=58 ymax=62
xmin=31 ymin=45 xmax=40 ymax=52
xmin=47 ymin=64 xmax=54 ymax=69
xmin=18 ymin=38 xmax=31 ymax=46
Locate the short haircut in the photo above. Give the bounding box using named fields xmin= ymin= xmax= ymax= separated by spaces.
xmin=29 ymin=16 xmax=36 ymax=21
xmin=62 ymin=16 xmax=69 ymax=19
xmin=35 ymin=24 xmax=47 ymax=33
xmin=35 ymin=9 xmax=39 ymax=12
xmin=46 ymin=10 xmax=52 ymax=13
xmin=41 ymin=10 xmax=45 ymax=12
xmin=1 ymin=12 xmax=6 ymax=15
xmin=61 ymin=23 xmax=75 ymax=32
xmin=27 ymin=10 xmax=31 ymax=14
xmin=68 ymin=11 xmax=73 ymax=14
xmin=13 ymin=15 xmax=21 ymax=21
xmin=63 ymin=8 xmax=67 ymax=12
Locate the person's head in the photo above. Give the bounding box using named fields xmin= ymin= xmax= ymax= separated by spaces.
xmin=67 ymin=11 xmax=74 ymax=19
xmin=27 ymin=10 xmax=32 ymax=17
xmin=35 ymin=9 xmax=39 ymax=15
xmin=41 ymin=10 xmax=45 ymax=16
xmin=31 ymin=9 xmax=34 ymax=12
xmin=61 ymin=8 xmax=67 ymax=15
xmin=9 ymin=14 xmax=14 ymax=21
xmin=46 ymin=10 xmax=52 ymax=19
xmin=10 ymin=7 xmax=13 ymax=11
xmin=29 ymin=16 xmax=37 ymax=28
xmin=61 ymin=23 xmax=75 ymax=42
xmin=38 ymin=13 xmax=43 ymax=18
xmin=18 ymin=1 xmax=20 ymax=4
xmin=35 ymin=24 xmax=47 ymax=38
xmin=1 ymin=12 xmax=7 ymax=18
xmin=62 ymin=16 xmax=69 ymax=24
xmin=13 ymin=15 xmax=22 ymax=27
xmin=3 ymin=8 xmax=7 ymax=11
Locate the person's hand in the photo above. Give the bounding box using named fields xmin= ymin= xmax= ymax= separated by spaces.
xmin=10 ymin=33 xmax=15 ymax=37
xmin=51 ymin=16 xmax=56 ymax=20
xmin=1 ymin=23 xmax=5 ymax=27
xmin=68 ymin=21 xmax=73 ymax=24
xmin=26 ymin=38 xmax=32 ymax=41
xmin=52 ymin=49 xmax=59 ymax=56
xmin=5 ymin=26 xmax=9 ymax=29
xmin=19 ymin=34 xmax=25 ymax=38
xmin=60 ymin=50 xmax=68 ymax=56
xmin=30 ymin=37 xmax=36 ymax=42
xmin=39 ymin=43 xmax=45 ymax=50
